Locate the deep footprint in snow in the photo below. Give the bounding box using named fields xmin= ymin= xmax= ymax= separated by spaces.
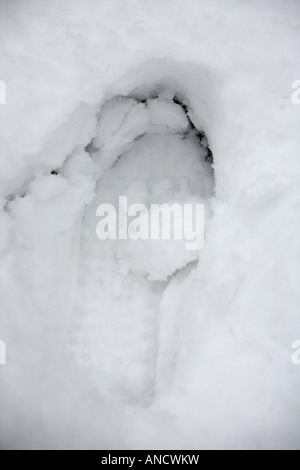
xmin=69 ymin=92 xmax=214 ymax=405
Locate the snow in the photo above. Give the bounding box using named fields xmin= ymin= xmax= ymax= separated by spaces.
xmin=147 ymin=98 xmax=189 ymax=134
xmin=0 ymin=0 xmax=300 ymax=450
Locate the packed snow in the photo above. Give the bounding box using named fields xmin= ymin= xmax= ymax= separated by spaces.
xmin=0 ymin=0 xmax=300 ymax=450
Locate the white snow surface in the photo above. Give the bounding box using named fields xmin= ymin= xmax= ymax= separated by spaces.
xmin=0 ymin=0 xmax=300 ymax=450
